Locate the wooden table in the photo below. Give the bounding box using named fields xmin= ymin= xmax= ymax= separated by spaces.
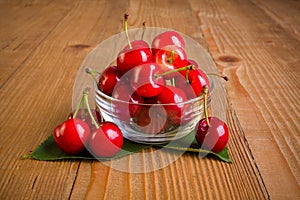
xmin=0 ymin=0 xmax=299 ymax=199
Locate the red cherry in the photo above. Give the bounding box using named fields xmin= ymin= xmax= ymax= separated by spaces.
xmin=98 ymin=66 xmax=121 ymax=96
xmin=176 ymin=68 xmax=210 ymax=98
xmin=195 ymin=117 xmax=229 ymax=153
xmin=112 ymin=83 xmax=144 ymax=119
xmin=88 ymin=122 xmax=123 ymax=157
xmin=132 ymin=105 xmax=168 ymax=134
xmin=157 ymin=86 xmax=187 ymax=126
xmin=53 ymin=118 xmax=91 ymax=155
xmin=154 ymin=45 xmax=188 ymax=79
xmin=151 ymin=30 xmax=185 ymax=55
xmin=130 ymin=62 xmax=165 ymax=98
xmin=117 ymin=14 xmax=153 ymax=75
xmin=68 ymin=109 xmax=102 ymax=132
xmin=116 ymin=44 xmax=153 ymax=75
xmin=123 ymin=40 xmax=150 ymax=50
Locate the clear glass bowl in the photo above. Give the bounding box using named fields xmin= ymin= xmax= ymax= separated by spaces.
xmin=94 ymin=78 xmax=214 ymax=144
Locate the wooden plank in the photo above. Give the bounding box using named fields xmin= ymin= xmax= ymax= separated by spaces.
xmin=251 ymin=0 xmax=300 ymax=41
xmin=70 ymin=0 xmax=268 ymax=199
xmin=188 ymin=0 xmax=300 ymax=199
xmin=0 ymin=0 xmax=75 ymax=87
xmin=0 ymin=1 xmax=127 ymax=199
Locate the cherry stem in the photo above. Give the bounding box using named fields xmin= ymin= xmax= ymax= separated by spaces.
xmin=207 ymin=73 xmax=229 ymax=81
xmin=73 ymin=90 xmax=86 ymax=119
xmin=124 ymin=13 xmax=132 ymax=49
xmin=154 ymin=64 xmax=195 ymax=79
xmin=202 ymin=85 xmax=210 ymax=127
xmin=166 ymin=50 xmax=175 ymax=64
xmin=171 ymin=78 xmax=176 ymax=86
xmin=86 ymin=68 xmax=99 ymax=83
xmin=141 ymin=21 xmax=146 ymax=40
xmin=83 ymin=88 xmax=100 ymax=129
xmin=185 ymin=69 xmax=190 ymax=84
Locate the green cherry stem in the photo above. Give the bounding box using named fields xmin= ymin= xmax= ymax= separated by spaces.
xmin=86 ymin=68 xmax=99 ymax=83
xmin=185 ymin=68 xmax=190 ymax=84
xmin=154 ymin=64 xmax=195 ymax=79
xmin=202 ymin=85 xmax=210 ymax=127
xmin=73 ymin=90 xmax=86 ymax=119
xmin=124 ymin=13 xmax=132 ymax=49
xmin=83 ymin=88 xmax=100 ymax=129
xmin=166 ymin=50 xmax=175 ymax=64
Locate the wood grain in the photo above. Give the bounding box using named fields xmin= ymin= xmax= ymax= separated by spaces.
xmin=0 ymin=1 xmax=127 ymax=199
xmin=188 ymin=0 xmax=300 ymax=199
xmin=0 ymin=0 xmax=75 ymax=87
xmin=252 ymin=0 xmax=300 ymax=41
xmin=0 ymin=0 xmax=299 ymax=199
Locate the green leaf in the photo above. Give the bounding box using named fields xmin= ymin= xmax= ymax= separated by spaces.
xmin=26 ymin=132 xmax=231 ymax=163
xmin=154 ymin=132 xmax=232 ymax=163
xmin=28 ymin=135 xmax=151 ymax=161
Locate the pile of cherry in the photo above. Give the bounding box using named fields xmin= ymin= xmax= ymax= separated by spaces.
xmin=53 ymin=14 xmax=229 ymax=158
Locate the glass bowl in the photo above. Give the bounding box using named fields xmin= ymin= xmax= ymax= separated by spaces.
xmin=94 ymin=78 xmax=214 ymax=144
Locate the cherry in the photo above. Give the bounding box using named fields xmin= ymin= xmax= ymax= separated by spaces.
xmin=195 ymin=86 xmax=229 ymax=153
xmin=116 ymin=45 xmax=153 ymax=75
xmin=97 ymin=66 xmax=121 ymax=96
xmin=88 ymin=122 xmax=123 ymax=157
xmin=157 ymin=85 xmax=187 ymax=126
xmin=151 ymin=30 xmax=185 ymax=55
xmin=112 ymin=83 xmax=144 ymax=119
xmin=77 ymin=88 xmax=124 ymax=158
xmin=116 ymin=14 xmax=153 ymax=75
xmin=53 ymin=118 xmax=90 ymax=155
xmin=132 ymin=104 xmax=168 ymax=134
xmin=130 ymin=62 xmax=165 ymax=98
xmin=195 ymin=117 xmax=229 ymax=153
xmin=122 ymin=39 xmax=150 ymax=50
xmin=154 ymin=45 xmax=188 ymax=79
xmin=175 ymin=76 xmax=197 ymax=100
xmin=176 ymin=68 xmax=210 ymax=98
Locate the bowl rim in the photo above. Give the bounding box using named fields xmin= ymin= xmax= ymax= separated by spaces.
xmin=94 ymin=76 xmax=214 ymax=106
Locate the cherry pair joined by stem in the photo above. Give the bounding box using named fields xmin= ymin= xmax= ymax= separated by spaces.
xmin=53 ymin=89 xmax=123 ymax=157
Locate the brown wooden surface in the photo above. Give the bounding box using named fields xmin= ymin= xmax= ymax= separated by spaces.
xmin=0 ymin=0 xmax=299 ymax=199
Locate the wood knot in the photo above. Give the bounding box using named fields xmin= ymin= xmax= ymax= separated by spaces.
xmin=68 ymin=44 xmax=91 ymax=50
xmin=215 ymin=54 xmax=242 ymax=68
